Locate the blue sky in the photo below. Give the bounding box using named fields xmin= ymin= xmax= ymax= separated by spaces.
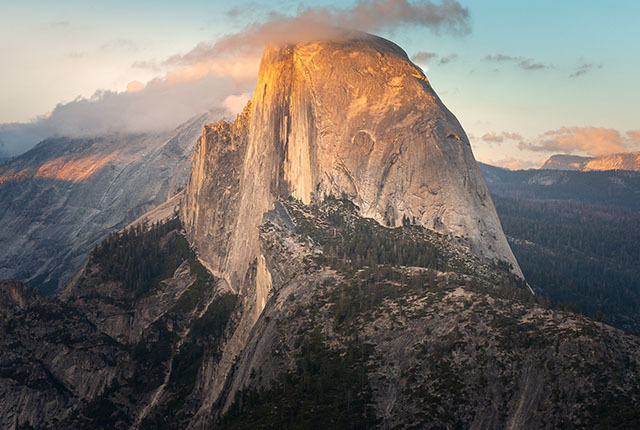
xmin=1 ymin=0 xmax=639 ymax=167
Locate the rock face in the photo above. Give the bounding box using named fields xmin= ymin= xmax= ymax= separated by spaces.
xmin=182 ymin=33 xmax=522 ymax=293
xmin=583 ymin=151 xmax=640 ymax=171
xmin=0 ymin=110 xmax=222 ymax=293
xmin=541 ymin=154 xmax=593 ymax=171
xmin=0 ymin=279 xmax=128 ymax=428
xmin=541 ymin=152 xmax=640 ymax=172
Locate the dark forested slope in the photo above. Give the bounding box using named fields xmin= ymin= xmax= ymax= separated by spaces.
xmin=479 ymin=163 xmax=640 ymax=331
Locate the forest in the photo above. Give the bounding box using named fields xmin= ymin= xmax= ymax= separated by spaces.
xmin=493 ymin=196 xmax=640 ymax=332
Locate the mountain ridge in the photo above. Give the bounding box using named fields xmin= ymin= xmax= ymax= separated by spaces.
xmin=0 ymin=110 xmax=223 ymax=293
xmin=541 ymin=152 xmax=640 ymax=172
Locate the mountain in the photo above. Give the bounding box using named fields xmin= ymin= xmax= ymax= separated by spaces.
xmin=541 ymin=152 xmax=640 ymax=172
xmin=2 ymin=202 xmax=640 ymax=429
xmin=583 ymin=151 xmax=640 ymax=171
xmin=0 ymin=110 xmax=222 ymax=294
xmin=2 ymin=35 xmax=640 ymax=429
xmin=478 ymin=161 xmax=640 ymax=210
xmin=182 ymin=33 xmax=521 ymax=292
xmin=478 ymin=162 xmax=640 ymax=331
xmin=541 ymin=154 xmax=593 ymax=170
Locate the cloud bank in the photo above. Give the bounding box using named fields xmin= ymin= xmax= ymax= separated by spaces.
xmin=1 ymin=0 xmax=470 ymax=158
xmin=0 ymin=75 xmax=254 ymax=157
xmin=481 ymin=131 xmax=523 ymax=143
xmin=520 ymin=127 xmax=640 ymax=157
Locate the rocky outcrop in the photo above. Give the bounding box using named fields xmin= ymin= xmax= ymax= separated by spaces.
xmin=8 ymin=34 xmax=640 ymax=429
xmin=541 ymin=154 xmax=593 ymax=170
xmin=182 ymin=33 xmax=522 ymax=300
xmin=0 ymin=110 xmax=222 ymax=293
xmin=541 ymin=152 xmax=640 ymax=172
xmin=583 ymin=151 xmax=640 ymax=171
xmin=0 ymin=279 xmax=128 ymax=429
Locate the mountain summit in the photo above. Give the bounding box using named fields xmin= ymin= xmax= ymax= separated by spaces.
xmin=183 ymin=33 xmax=521 ymax=291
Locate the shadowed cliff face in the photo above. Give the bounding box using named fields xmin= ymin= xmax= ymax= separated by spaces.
xmin=182 ymin=33 xmax=522 ymax=295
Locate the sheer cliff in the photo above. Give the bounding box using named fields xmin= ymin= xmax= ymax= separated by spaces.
xmin=182 ymin=34 xmax=522 ymax=297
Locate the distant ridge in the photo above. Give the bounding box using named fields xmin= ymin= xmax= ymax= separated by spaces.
xmin=542 ymin=152 xmax=640 ymax=172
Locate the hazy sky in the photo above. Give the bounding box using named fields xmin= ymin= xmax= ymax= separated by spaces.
xmin=1 ymin=0 xmax=639 ymax=168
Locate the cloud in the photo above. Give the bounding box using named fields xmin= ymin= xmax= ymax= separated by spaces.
xmin=628 ymin=130 xmax=640 ymax=145
xmin=223 ymin=92 xmax=253 ymax=115
xmin=126 ymin=81 xmax=145 ymax=92
xmin=481 ymin=131 xmax=523 ymax=143
xmin=412 ymin=51 xmax=437 ymax=63
xmin=132 ymin=59 xmax=162 ymax=72
xmin=518 ymin=59 xmax=549 ymax=70
xmin=569 ymin=62 xmax=602 ymax=78
xmin=48 ymin=20 xmax=70 ymax=29
xmin=483 ymin=53 xmax=551 ymax=71
xmin=482 ymin=54 xmax=517 ymax=62
xmin=0 ymin=75 xmax=253 ymax=156
xmin=519 ymin=127 xmax=640 ymax=157
xmin=411 ymin=51 xmax=456 ymax=66
xmin=168 ymin=0 xmax=470 ymax=65
xmin=478 ymin=156 xmax=543 ymax=171
xmin=99 ymin=39 xmax=139 ymax=52
xmin=1 ymin=48 xmax=261 ymax=156
xmin=438 ymin=53 xmax=457 ymax=64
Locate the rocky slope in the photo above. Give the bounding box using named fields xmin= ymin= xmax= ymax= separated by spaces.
xmin=0 ymin=279 xmax=128 ymax=428
xmin=541 ymin=152 xmax=640 ymax=172
xmin=182 ymin=33 xmax=522 ymax=295
xmin=2 ymin=200 xmax=640 ymax=429
xmin=0 ymin=110 xmax=222 ymax=293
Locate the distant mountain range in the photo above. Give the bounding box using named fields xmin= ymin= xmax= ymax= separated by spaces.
xmin=541 ymin=152 xmax=640 ymax=171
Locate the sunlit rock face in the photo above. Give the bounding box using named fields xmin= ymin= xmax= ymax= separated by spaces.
xmin=583 ymin=151 xmax=640 ymax=171
xmin=542 ymin=154 xmax=593 ymax=171
xmin=183 ymin=33 xmax=522 ymax=289
xmin=541 ymin=152 xmax=640 ymax=172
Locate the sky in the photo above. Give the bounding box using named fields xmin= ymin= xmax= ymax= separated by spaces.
xmin=0 ymin=0 xmax=639 ymax=168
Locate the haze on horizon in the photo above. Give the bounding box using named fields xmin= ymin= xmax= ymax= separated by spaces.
xmin=1 ymin=0 xmax=639 ymax=169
